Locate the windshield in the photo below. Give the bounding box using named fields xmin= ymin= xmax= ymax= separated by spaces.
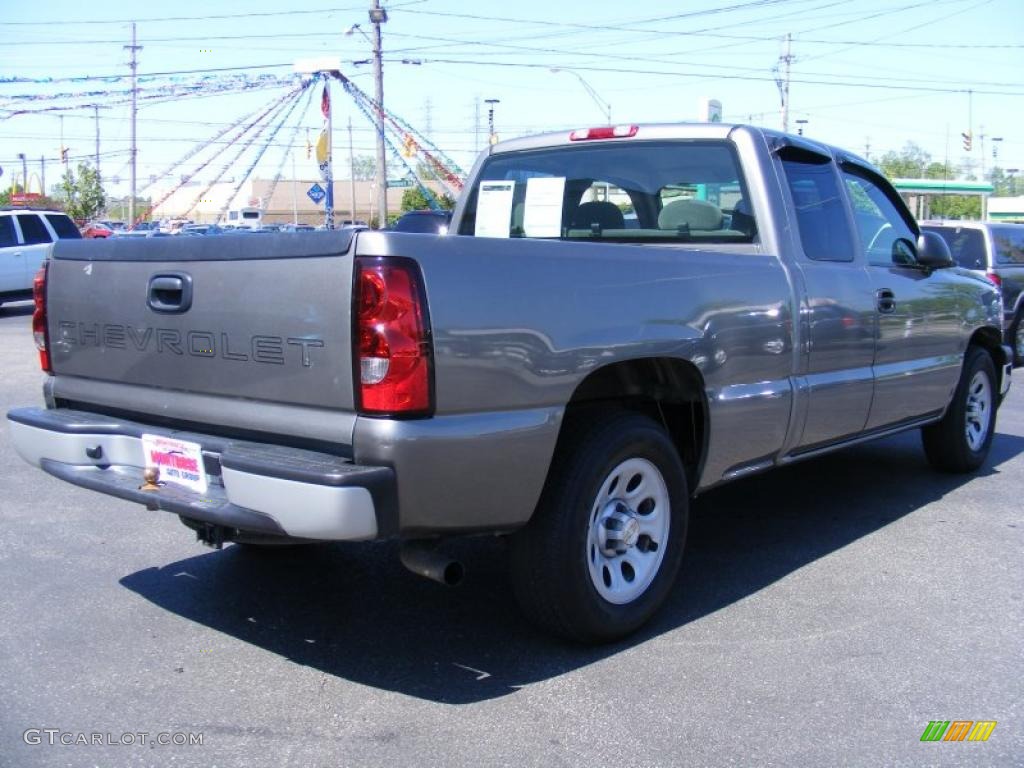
xmin=458 ymin=140 xmax=756 ymax=244
xmin=992 ymin=225 xmax=1024 ymax=265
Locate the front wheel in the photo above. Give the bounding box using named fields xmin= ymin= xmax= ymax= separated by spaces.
xmin=510 ymin=410 xmax=688 ymax=643
xmin=922 ymin=346 xmax=998 ymax=473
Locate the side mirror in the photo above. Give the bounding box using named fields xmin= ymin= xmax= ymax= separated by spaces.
xmin=915 ymin=231 xmax=954 ymax=269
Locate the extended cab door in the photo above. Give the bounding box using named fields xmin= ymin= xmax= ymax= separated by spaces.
xmin=13 ymin=213 xmax=54 ymax=286
xmin=840 ymin=164 xmax=963 ymax=428
xmin=777 ymin=146 xmax=877 ymax=450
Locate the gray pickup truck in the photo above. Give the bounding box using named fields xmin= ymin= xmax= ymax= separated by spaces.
xmin=8 ymin=123 xmax=1013 ymax=642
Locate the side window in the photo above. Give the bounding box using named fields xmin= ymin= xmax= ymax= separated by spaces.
xmin=45 ymin=214 xmax=82 ymax=240
xmin=16 ymin=214 xmax=53 ymax=245
xmin=841 ymin=170 xmax=916 ymax=266
xmin=0 ymin=217 xmax=17 ymax=248
xmin=779 ymin=153 xmax=855 ymax=262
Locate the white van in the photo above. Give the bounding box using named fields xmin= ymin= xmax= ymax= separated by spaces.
xmin=224 ymin=207 xmax=263 ymax=230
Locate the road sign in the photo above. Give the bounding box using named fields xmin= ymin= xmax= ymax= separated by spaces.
xmin=307 ymin=183 xmax=326 ymax=204
xmin=386 ymin=178 xmax=413 ymax=188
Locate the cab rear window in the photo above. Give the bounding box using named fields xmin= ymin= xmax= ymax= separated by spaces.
xmin=921 ymin=226 xmax=986 ymax=270
xmin=458 ymin=140 xmax=756 ymax=244
xmin=992 ymin=225 xmax=1024 ymax=264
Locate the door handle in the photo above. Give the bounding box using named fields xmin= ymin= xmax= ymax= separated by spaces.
xmin=147 ymin=273 xmax=193 ymax=313
xmin=876 ymin=288 xmax=896 ymax=314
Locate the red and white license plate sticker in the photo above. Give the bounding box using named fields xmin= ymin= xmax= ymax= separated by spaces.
xmin=141 ymin=434 xmax=208 ymax=494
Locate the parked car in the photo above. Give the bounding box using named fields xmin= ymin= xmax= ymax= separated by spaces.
xmin=391 ymin=209 xmax=452 ymax=234
xmin=81 ymin=222 xmax=114 ymax=239
xmin=920 ymin=221 xmax=1024 ymax=365
xmin=6 ymin=124 xmax=1013 ymax=642
xmin=0 ymin=208 xmax=80 ymax=307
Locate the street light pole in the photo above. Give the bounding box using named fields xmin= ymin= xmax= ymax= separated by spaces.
xmin=370 ymin=1 xmax=388 ymax=228
xmin=485 ymin=99 xmax=500 ymax=144
xmin=17 ymin=153 xmax=27 ymax=194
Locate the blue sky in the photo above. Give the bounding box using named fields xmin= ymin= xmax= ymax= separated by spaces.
xmin=2 ymin=0 xmax=1021 ymax=198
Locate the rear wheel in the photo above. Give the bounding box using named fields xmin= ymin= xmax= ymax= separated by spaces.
xmin=510 ymin=410 xmax=688 ymax=643
xmin=922 ymin=346 xmax=998 ymax=473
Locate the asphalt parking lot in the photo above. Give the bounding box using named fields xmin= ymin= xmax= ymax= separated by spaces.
xmin=0 ymin=299 xmax=1020 ymax=768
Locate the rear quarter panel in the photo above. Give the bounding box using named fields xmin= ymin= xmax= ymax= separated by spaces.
xmin=355 ymin=231 xmax=797 ymax=495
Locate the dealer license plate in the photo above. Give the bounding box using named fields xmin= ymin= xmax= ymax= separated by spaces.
xmin=140 ymin=434 xmax=208 ymax=494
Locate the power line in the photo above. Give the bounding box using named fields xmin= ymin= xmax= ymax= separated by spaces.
xmin=0 ymin=4 xmax=372 ymax=26
xmin=409 ymin=57 xmax=1024 ymax=96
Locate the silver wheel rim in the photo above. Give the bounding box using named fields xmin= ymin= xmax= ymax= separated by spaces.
xmin=586 ymin=457 xmax=670 ymax=605
xmin=965 ymin=370 xmax=993 ymax=452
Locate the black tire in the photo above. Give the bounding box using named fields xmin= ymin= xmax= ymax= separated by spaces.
xmin=510 ymin=410 xmax=688 ymax=643
xmin=922 ymin=346 xmax=998 ymax=473
xmin=1010 ymin=311 xmax=1024 ymax=368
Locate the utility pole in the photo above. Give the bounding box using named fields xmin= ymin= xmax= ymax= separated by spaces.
xmin=776 ymin=33 xmax=793 ymax=133
xmin=60 ymin=115 xmax=68 ymax=174
xmin=473 ymin=96 xmax=481 ymax=153
xmin=125 ymin=22 xmax=142 ymax=224
xmin=979 ymin=124 xmax=987 ymax=178
xmin=93 ymin=105 xmax=101 ymax=180
xmin=348 ymin=117 xmax=357 ymax=223
xmin=290 ymin=149 xmax=298 ymax=225
xmin=370 ymin=1 xmax=388 ymax=228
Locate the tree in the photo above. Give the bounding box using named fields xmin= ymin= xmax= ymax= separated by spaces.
xmin=57 ymin=163 xmax=106 ymax=223
xmin=344 ymin=155 xmax=376 ymax=181
xmin=877 ymin=142 xmax=933 ymax=179
xmin=399 ymin=187 xmax=455 ymax=213
xmin=931 ymin=195 xmax=981 ymax=220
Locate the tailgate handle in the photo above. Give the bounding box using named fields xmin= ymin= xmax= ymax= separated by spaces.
xmin=148 ymin=273 xmax=193 ymax=313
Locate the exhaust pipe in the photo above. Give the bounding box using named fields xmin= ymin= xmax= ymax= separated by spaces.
xmin=400 ymin=540 xmax=464 ymax=586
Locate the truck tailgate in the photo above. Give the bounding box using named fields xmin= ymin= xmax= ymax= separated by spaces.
xmin=46 ymin=232 xmax=357 ymax=412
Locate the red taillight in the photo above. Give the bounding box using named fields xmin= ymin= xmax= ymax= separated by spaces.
xmin=986 ymin=272 xmax=1002 ymax=288
xmin=32 ymin=262 xmax=51 ymax=373
xmin=569 ymin=125 xmax=639 ymax=141
xmin=354 ymin=257 xmax=432 ymax=416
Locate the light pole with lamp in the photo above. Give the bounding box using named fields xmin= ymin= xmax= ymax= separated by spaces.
xmin=484 ymin=99 xmax=500 ymax=145
xmin=549 ymin=68 xmax=611 ymax=125
xmin=17 ymin=153 xmax=27 ymax=195
xmin=347 ymin=5 xmax=389 ymax=228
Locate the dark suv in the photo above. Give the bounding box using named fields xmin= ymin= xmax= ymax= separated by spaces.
xmin=920 ymin=221 xmax=1024 ymax=365
xmin=391 ymin=209 xmax=452 ymax=234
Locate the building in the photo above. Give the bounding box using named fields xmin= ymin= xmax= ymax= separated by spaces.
xmin=988 ymin=196 xmax=1024 ymax=223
